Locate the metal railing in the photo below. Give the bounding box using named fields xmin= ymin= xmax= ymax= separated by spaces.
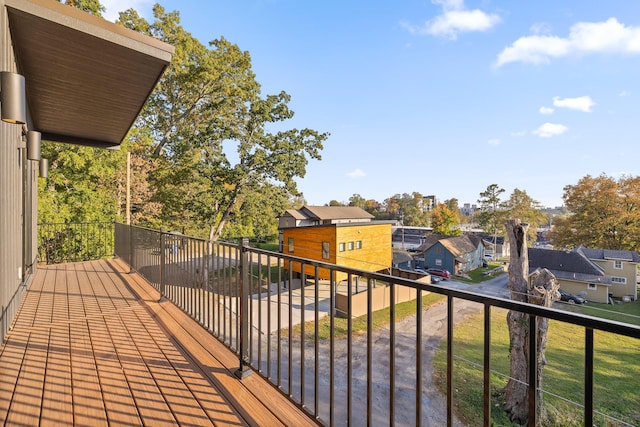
xmin=113 ymin=223 xmax=640 ymax=427
xmin=38 ymin=222 xmax=114 ymax=264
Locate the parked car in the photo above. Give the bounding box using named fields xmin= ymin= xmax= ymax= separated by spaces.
xmin=426 ymin=268 xmax=451 ymax=280
xmin=414 ymin=268 xmax=428 ymax=274
xmin=558 ymin=289 xmax=586 ymax=304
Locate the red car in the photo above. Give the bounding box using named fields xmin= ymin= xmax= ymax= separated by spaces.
xmin=426 ymin=268 xmax=451 ymax=279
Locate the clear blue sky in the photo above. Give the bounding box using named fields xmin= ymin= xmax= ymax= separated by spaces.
xmin=102 ymin=0 xmax=640 ymax=208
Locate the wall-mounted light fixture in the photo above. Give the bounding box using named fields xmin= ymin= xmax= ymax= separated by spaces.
xmin=27 ymin=130 xmax=41 ymax=161
xmin=0 ymin=71 xmax=26 ymax=124
xmin=39 ymin=158 xmax=48 ymax=178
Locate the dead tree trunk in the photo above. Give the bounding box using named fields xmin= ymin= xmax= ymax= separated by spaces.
xmin=504 ymin=219 xmax=559 ymax=425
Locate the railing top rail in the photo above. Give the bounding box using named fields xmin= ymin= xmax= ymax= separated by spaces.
xmin=247 ymin=244 xmax=640 ymax=339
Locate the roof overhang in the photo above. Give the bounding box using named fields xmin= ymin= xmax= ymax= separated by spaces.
xmin=5 ymin=0 xmax=174 ymax=148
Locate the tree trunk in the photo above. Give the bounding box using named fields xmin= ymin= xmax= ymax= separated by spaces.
xmin=504 ymin=219 xmax=559 ymax=425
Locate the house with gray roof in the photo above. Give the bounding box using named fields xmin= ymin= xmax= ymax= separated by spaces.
xmin=416 ymin=234 xmax=484 ymax=274
xmin=528 ymin=248 xmax=612 ymax=303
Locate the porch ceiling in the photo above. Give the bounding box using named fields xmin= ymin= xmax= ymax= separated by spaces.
xmin=5 ymin=0 xmax=174 ymax=148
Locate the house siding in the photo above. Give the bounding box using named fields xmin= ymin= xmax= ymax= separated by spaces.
xmin=282 ymin=223 xmax=392 ymax=281
xmin=590 ymin=259 xmax=638 ymax=300
xmin=424 ymin=242 xmax=455 ymax=273
xmin=556 ymin=279 xmax=610 ymax=304
xmin=0 ymin=1 xmax=36 ymax=341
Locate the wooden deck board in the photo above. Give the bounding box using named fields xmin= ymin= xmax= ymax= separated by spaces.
xmin=0 ymin=259 xmax=318 ymax=427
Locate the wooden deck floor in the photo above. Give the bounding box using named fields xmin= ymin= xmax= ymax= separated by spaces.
xmin=0 ymin=259 xmax=317 ymax=426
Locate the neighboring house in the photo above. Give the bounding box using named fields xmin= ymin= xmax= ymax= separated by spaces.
xmin=528 ymin=248 xmax=612 ymax=303
xmin=392 ymin=250 xmax=414 ymax=270
xmin=278 ymin=206 xmax=392 ymax=281
xmin=577 ymin=246 xmax=639 ymax=301
xmin=482 ymin=236 xmax=510 ymax=259
xmin=416 ymin=234 xmax=484 ymax=274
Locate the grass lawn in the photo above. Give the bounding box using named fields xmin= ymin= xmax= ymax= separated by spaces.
xmin=433 ymin=307 xmax=640 ymax=426
xmin=455 ymin=263 xmax=506 ymax=283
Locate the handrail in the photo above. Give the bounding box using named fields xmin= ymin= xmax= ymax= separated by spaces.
xmin=111 ymin=223 xmax=640 ymax=426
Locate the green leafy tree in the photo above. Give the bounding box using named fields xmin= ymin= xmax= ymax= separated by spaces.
xmin=478 ymin=184 xmax=505 ymax=236
xmin=550 ymin=174 xmax=640 ymax=251
xmin=501 ymin=188 xmax=546 ymax=244
xmin=119 ymin=5 xmax=327 ymax=240
xmin=431 ymin=203 xmax=461 ymax=236
xmin=57 ymin=0 xmax=105 ymax=17
xmin=39 ymin=142 xmax=125 ymax=224
xmin=384 ymin=192 xmax=431 ymax=226
xmin=348 ymin=194 xmax=366 ymax=209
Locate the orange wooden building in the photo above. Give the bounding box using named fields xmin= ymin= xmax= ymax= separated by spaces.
xmin=279 ymin=206 xmax=393 ymax=281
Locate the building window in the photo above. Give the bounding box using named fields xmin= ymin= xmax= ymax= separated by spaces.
xmin=339 ymin=242 xmax=345 ymax=252
xmin=322 ymin=241 xmax=330 ymax=259
xmin=288 ymin=237 xmax=294 ymax=253
xmin=614 ymin=260 xmax=623 ymax=269
xmin=356 ymin=240 xmax=362 ymax=249
xmin=347 ymin=241 xmax=354 ymax=251
xmin=435 ymin=259 xmax=442 ymax=266
xmin=588 ymin=283 xmax=597 ymax=290
xmin=612 ymin=276 xmax=627 ymax=284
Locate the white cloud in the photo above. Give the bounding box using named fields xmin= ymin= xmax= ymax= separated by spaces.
xmin=553 ymin=96 xmax=596 ymax=112
xmin=100 ymin=0 xmax=153 ymax=22
xmin=495 ymin=18 xmax=640 ymax=67
xmin=619 ymin=90 xmax=631 ymax=97
xmin=402 ymin=0 xmax=501 ymax=40
xmin=487 ymin=138 xmax=501 ymax=146
xmin=346 ymin=168 xmax=366 ymax=178
xmin=533 ymin=123 xmax=568 ymax=138
xmin=510 ymin=130 xmax=527 ymax=137
xmin=539 ymin=106 xmax=554 ymax=115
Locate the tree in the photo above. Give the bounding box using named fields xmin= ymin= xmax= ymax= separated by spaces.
xmin=549 ymin=174 xmax=640 ymax=251
xmin=502 ymin=189 xmax=546 ymax=244
xmin=478 ymin=184 xmax=505 ymax=255
xmin=384 ymin=192 xmax=431 ymax=226
xmin=348 ymin=194 xmax=366 ymax=209
xmin=504 ymin=219 xmax=559 ymax=424
xmin=119 ymin=5 xmax=328 ymax=241
xmin=430 ymin=203 xmax=461 ymax=236
xmin=39 ymin=142 xmax=126 ymax=224
xmin=58 ymin=0 xmax=105 ymax=17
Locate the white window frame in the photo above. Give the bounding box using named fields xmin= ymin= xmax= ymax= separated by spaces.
xmin=611 ymin=276 xmax=627 ymax=284
xmin=435 ymin=259 xmax=442 ymax=266
xmin=356 ymin=240 xmax=362 ymax=249
xmin=339 ymin=242 xmax=345 ymax=252
xmin=588 ymin=283 xmax=597 ymax=290
xmin=614 ymin=260 xmax=623 ymax=269
xmin=347 ymin=241 xmax=354 ymax=251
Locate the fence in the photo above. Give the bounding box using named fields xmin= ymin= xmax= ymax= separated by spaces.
xmin=109 ymin=222 xmax=640 ymax=426
xmin=38 ymin=222 xmax=114 ymax=264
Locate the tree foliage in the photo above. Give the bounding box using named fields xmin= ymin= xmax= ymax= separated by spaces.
xmin=117 ymin=5 xmax=327 ymax=240
xmin=384 ymin=192 xmax=431 ymax=226
xmin=477 ymin=184 xmax=505 ymax=236
xmin=501 ymin=188 xmax=546 ymax=244
xmin=430 ymin=203 xmax=461 ymax=236
xmin=57 ymin=0 xmax=105 ymax=17
xmin=550 ymin=174 xmax=640 ymax=251
xmin=38 ymin=142 xmax=126 ymax=224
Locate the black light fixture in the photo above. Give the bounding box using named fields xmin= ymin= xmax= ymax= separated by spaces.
xmin=39 ymin=158 xmax=48 ymax=178
xmin=27 ymin=130 xmax=41 ymax=161
xmin=0 ymin=71 xmax=26 ymax=124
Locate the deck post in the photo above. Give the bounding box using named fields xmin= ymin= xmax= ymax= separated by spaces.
xmin=235 ymin=237 xmax=252 ymax=379
xmin=160 ymin=230 xmax=166 ymax=299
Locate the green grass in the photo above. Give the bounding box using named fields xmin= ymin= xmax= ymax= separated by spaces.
xmin=432 ymin=307 xmax=640 ymax=426
xmin=455 ymin=263 xmax=506 ymax=283
xmin=286 ymin=291 xmax=446 ymax=341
